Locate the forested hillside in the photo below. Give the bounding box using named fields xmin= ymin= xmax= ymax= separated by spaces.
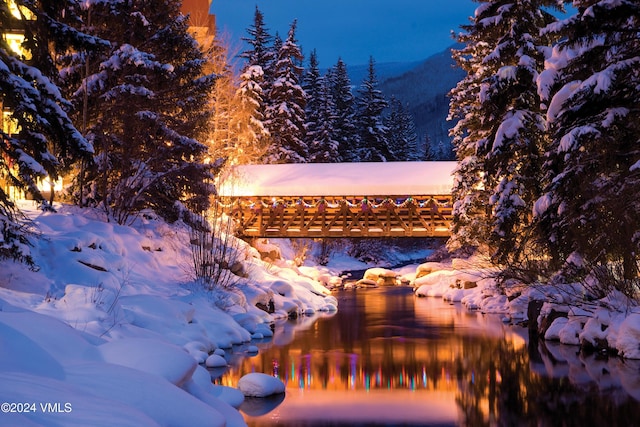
xmin=379 ymin=46 xmax=464 ymax=157
xmin=347 ymin=45 xmax=464 ymax=159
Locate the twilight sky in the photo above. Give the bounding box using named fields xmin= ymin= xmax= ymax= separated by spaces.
xmin=210 ymin=1 xmax=478 ymax=67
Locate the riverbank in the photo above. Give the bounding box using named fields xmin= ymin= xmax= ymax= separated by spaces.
xmin=408 ymin=256 xmax=640 ymax=359
xmin=0 ymin=202 xmax=339 ymax=427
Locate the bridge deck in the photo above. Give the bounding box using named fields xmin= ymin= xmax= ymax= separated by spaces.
xmin=219 ymin=195 xmax=452 ymax=238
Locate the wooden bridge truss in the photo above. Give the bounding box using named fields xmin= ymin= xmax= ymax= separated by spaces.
xmin=217 ymin=195 xmax=453 ymax=238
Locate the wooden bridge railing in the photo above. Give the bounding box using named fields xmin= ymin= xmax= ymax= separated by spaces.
xmin=217 ymin=195 xmax=452 ymax=238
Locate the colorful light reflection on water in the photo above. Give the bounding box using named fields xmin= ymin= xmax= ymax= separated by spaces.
xmin=215 ymin=286 xmax=640 ymax=426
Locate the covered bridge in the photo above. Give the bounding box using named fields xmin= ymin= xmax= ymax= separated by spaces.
xmin=216 ymin=162 xmax=456 ymax=238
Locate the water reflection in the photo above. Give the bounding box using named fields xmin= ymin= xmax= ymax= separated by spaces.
xmin=216 ymin=287 xmax=640 ymax=426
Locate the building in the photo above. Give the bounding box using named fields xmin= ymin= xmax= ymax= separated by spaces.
xmin=1 ymin=1 xmax=31 ymax=139
xmin=181 ymin=0 xmax=216 ymax=46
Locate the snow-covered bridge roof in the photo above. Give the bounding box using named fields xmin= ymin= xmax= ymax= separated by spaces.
xmin=217 ymin=161 xmax=456 ymax=197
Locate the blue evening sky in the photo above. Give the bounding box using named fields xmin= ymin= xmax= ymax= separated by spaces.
xmin=210 ymin=1 xmax=478 ymax=67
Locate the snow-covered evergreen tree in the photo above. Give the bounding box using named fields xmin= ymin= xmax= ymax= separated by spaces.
xmin=535 ymin=0 xmax=640 ymax=280
xmin=240 ymin=6 xmax=275 ymax=80
xmin=263 ymin=20 xmax=308 ymax=163
xmin=303 ymin=50 xmax=340 ymax=163
xmin=435 ymin=140 xmax=454 ymax=160
xmin=65 ymin=0 xmax=215 ymax=225
xmin=231 ymin=65 xmax=270 ymax=165
xmin=272 ymin=32 xmax=283 ymax=60
xmin=329 ymin=58 xmax=359 ymax=162
xmin=239 ymin=6 xmax=274 ymax=129
xmin=355 ymin=57 xmax=390 ymax=162
xmin=0 ymin=0 xmax=96 ymax=260
xmin=384 ymin=96 xmax=420 ymax=161
xmin=470 ymin=0 xmax=560 ymax=266
xmin=310 ymin=76 xmax=340 ymax=163
xmin=448 ymin=0 xmax=560 ymax=263
xmin=448 ymin=31 xmax=493 ymax=252
xmin=303 ymin=51 xmax=323 ymax=155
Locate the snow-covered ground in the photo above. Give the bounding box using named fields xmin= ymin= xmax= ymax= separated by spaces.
xmin=0 ymin=202 xmax=339 ymax=427
xmin=3 ymin=201 xmax=640 ymax=426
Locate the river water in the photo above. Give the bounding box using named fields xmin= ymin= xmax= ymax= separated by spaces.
xmin=216 ymin=286 xmax=640 ymax=426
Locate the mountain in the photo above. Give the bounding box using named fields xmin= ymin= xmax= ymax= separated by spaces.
xmin=323 ymin=46 xmax=464 ymax=160
xmin=345 ymin=60 xmax=424 ymax=89
xmin=378 ymin=45 xmax=465 ymax=157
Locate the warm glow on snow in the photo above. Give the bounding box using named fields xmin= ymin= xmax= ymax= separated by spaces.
xmin=217 ymin=161 xmax=456 ymax=197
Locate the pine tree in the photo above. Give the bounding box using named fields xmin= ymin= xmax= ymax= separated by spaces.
xmin=303 ymin=50 xmax=323 ymax=155
xmin=423 ymin=134 xmax=436 ymax=160
xmin=384 ymin=96 xmax=419 ymax=161
xmin=355 ymin=57 xmax=390 ymax=162
xmin=303 ymin=50 xmax=340 ymax=163
xmin=240 ymin=6 xmax=275 ymax=125
xmin=447 ymin=0 xmax=559 ymax=262
xmin=535 ymin=0 xmax=640 ymax=281
xmin=263 ymin=20 xmax=308 ymax=163
xmin=241 ymin=6 xmax=275 ymax=81
xmin=436 ymin=140 xmax=452 ymax=160
xmin=473 ymin=0 xmax=560 ymax=266
xmin=310 ymin=75 xmax=340 ymax=163
xmin=65 ymin=0 xmax=215 ymax=225
xmin=329 ymin=58 xmax=359 ymax=162
xmin=232 ymin=64 xmax=270 ymax=164
xmin=0 ymin=0 xmax=96 ymax=260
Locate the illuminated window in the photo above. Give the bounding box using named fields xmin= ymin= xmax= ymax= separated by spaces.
xmin=4 ymin=32 xmax=30 ymax=59
xmin=2 ymin=110 xmax=20 ymax=136
xmin=2 ymin=1 xmax=33 ymax=59
xmin=8 ymin=0 xmax=33 ymax=20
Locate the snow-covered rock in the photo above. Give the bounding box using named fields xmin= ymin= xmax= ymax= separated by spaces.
xmin=205 ymin=354 xmax=228 ymax=368
xmin=237 ymin=373 xmax=286 ymax=397
xmin=363 ymin=267 xmax=399 ymax=285
xmin=614 ymin=313 xmax=640 ymax=359
xmin=545 ymin=317 xmax=569 ymax=341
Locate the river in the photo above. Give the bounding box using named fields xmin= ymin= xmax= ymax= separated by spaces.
xmin=215 ymin=286 xmax=640 ymax=426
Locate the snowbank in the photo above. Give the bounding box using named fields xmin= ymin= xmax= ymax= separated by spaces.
xmin=0 ymin=202 xmax=340 ymax=426
xmin=410 ymin=258 xmax=640 ymax=359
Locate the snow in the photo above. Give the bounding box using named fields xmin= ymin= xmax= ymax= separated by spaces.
xmin=237 ymin=373 xmax=286 ymax=397
xmin=558 ymin=125 xmax=600 ymax=153
xmin=493 ymin=110 xmax=525 ymax=149
xmin=217 ymin=161 xmax=456 ymax=197
xmin=98 ymin=338 xmax=197 ymax=386
xmin=4 ymin=198 xmax=640 ymax=426
xmin=602 ymin=107 xmax=628 ymax=128
xmin=614 ymin=314 xmax=640 ymax=359
xmin=0 ymin=201 xmax=340 ymax=427
xmin=546 ymin=80 xmax=581 ymax=123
